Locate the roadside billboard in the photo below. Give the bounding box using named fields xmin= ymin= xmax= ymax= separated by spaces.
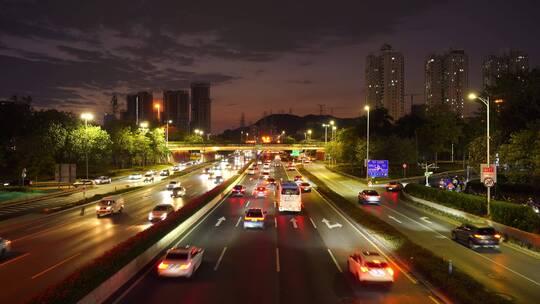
xmin=368 ymin=160 xmax=389 ymax=178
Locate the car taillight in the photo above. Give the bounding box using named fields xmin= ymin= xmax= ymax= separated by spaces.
xmin=158 ymin=262 xmax=169 ymax=270
xmin=245 ymin=217 xmax=264 ymax=222
xmin=179 ymin=262 xmax=191 ymax=270
xmin=360 ymin=266 xmax=368 ymax=272
xmin=494 ymin=234 xmax=501 ymax=239
xmin=386 ymin=267 xmax=394 ymax=276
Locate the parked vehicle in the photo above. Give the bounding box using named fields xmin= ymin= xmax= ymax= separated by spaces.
xmin=96 ymin=196 xmax=125 ymax=217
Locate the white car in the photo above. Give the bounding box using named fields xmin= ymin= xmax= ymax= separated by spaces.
xmin=129 ymin=173 xmax=143 ymax=180
xmin=1 ymin=237 xmax=12 ymax=258
xmin=148 ymin=204 xmax=175 ymax=222
xmin=166 ymin=181 xmax=180 ymax=191
xmin=247 ymin=168 xmax=255 ymax=175
xmin=347 ymin=250 xmax=394 ymax=284
xmin=94 ymin=176 xmax=112 ymax=184
xmin=96 ymin=196 xmax=125 ymax=217
xmin=157 ymin=246 xmax=204 ymax=278
xmin=243 ymin=208 xmax=267 ymax=229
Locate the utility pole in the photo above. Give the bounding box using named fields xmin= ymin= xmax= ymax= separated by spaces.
xmin=419 ymin=162 xmax=437 ymax=186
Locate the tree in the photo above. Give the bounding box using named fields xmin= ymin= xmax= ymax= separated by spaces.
xmin=69 ymin=125 xmax=112 ymax=173
xmin=418 ymin=107 xmax=463 ymax=161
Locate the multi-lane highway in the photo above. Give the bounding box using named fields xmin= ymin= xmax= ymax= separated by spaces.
xmin=306 ymin=163 xmax=540 ymax=303
xmin=114 ymin=162 xmax=439 ymax=304
xmin=0 ymin=163 xmax=236 ymax=303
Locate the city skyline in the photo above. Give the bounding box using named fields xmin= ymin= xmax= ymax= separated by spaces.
xmin=1 ymin=1 xmax=540 ymax=132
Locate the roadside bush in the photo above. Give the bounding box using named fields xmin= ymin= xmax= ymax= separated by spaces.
xmin=299 ymin=167 xmax=512 ymax=304
xmin=29 ymin=161 xmax=251 ymax=304
xmin=405 ymin=183 xmax=540 ymax=233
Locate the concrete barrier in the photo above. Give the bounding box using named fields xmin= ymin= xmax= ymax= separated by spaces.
xmin=78 ymin=171 xmax=246 ymax=304
xmin=403 ymin=192 xmax=540 ymax=250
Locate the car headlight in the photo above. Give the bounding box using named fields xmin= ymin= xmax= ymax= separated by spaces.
xmin=106 ymin=206 xmax=112 ymax=210
xmin=148 ymin=212 xmax=153 ymax=219
xmin=96 ymin=206 xmax=100 ymax=210
xmin=161 ymin=213 xmax=167 ymax=219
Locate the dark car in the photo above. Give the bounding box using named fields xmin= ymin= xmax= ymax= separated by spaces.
xmin=232 ymin=185 xmax=246 ymax=196
xmin=267 ymin=178 xmax=276 ymax=186
xmin=385 ymin=181 xmax=403 ymax=192
xmin=451 ymin=224 xmax=501 ymax=250
xmin=160 ymin=169 xmax=170 ymax=177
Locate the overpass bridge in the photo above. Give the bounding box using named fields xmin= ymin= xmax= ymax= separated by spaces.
xmin=167 ymin=142 xmax=325 ymax=152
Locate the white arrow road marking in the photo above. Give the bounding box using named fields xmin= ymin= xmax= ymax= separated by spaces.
xmin=235 ymin=216 xmax=242 ymax=227
xmin=420 ymin=216 xmax=433 ymax=224
xmin=215 ymin=216 xmax=226 ymax=227
xmin=388 ymin=215 xmax=403 ymax=224
xmin=322 ymin=218 xmax=342 ymax=229
xmin=290 ymin=217 xmax=298 ymax=229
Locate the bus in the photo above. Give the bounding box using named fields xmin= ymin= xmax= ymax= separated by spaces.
xmin=276 ymin=181 xmax=302 ymax=212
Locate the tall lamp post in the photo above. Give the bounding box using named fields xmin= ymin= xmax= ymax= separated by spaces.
xmin=80 ymin=113 xmax=94 ymax=179
xmin=307 ymin=129 xmax=312 ymax=142
xmin=322 ymin=123 xmax=329 ymax=144
xmin=364 ymin=105 xmax=370 ymax=181
xmin=166 ymin=120 xmax=172 ymax=147
xmin=468 ymin=93 xmax=492 ymax=217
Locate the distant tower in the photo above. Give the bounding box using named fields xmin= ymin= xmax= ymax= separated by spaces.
xmin=190 ymin=82 xmax=211 ymax=134
xmin=240 ymin=112 xmax=246 ymax=128
xmin=365 ymin=44 xmax=406 ymax=120
xmin=482 ymin=50 xmax=528 ymax=88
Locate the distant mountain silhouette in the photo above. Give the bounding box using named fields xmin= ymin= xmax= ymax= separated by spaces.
xmin=219 ymin=114 xmax=360 ymax=141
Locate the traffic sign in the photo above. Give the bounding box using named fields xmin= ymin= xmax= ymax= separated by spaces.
xmin=402 ymin=163 xmax=407 ymax=169
xmin=424 ymin=171 xmax=433 ymax=177
xmin=480 ymin=164 xmax=497 ymax=187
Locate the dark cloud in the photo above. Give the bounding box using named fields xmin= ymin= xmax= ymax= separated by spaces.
xmin=288 ymin=80 xmax=314 ymax=85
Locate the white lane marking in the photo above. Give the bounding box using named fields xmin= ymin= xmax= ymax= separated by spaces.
xmin=435 ymin=235 xmax=447 ymax=239
xmin=245 ymin=200 xmax=250 ymax=207
xmin=235 ymin=216 xmax=242 ymax=227
xmin=290 ymin=217 xmax=298 ymax=229
xmin=214 ymin=246 xmax=228 ymax=271
xmin=420 ymin=216 xmax=433 ymax=224
xmin=313 ymin=190 xmax=418 ymax=284
xmin=381 ymin=204 xmax=540 ymax=287
xmin=429 ymin=295 xmax=441 ymax=304
xmin=309 ymin=217 xmax=317 ymax=229
xmin=274 ymin=217 xmax=278 ymax=228
xmin=31 ymin=252 xmax=81 ymax=279
xmin=321 ymin=218 xmax=342 ymax=229
xmin=388 ymin=215 xmax=403 ymax=224
xmin=276 ymin=247 xmax=280 ymax=272
xmin=273 ymin=201 xmax=276 ymax=208
xmin=215 ymin=216 xmax=226 ymax=227
xmin=327 ymin=248 xmax=342 ymax=273
xmin=0 ymin=252 xmax=30 ymax=268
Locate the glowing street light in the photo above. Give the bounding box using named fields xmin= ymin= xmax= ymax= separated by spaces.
xmin=140 ymin=121 xmax=149 ymax=129
xmin=364 ymin=105 xmax=370 ymax=182
xmin=154 ymin=103 xmax=161 ymax=121
xmin=80 ymin=112 xmax=94 ymax=179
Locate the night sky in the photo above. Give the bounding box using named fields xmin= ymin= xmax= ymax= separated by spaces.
xmin=1 ymin=0 xmax=539 ymax=132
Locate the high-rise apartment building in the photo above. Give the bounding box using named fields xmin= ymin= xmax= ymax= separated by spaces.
xmin=125 ymin=91 xmax=153 ymax=124
xmin=365 ymin=44 xmax=406 ymax=120
xmin=482 ymin=50 xmax=528 ymax=88
xmin=163 ymin=90 xmax=190 ymax=133
xmin=190 ymin=82 xmax=212 ymax=134
xmin=425 ymin=49 xmax=469 ymax=118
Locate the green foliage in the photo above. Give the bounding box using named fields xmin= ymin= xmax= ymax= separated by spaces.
xmin=498 ymin=125 xmax=540 ymax=182
xmin=405 ymin=183 xmax=540 ymax=233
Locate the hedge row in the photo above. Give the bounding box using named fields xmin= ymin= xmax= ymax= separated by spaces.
xmin=29 ymin=161 xmax=250 ymax=304
xmin=405 ymin=183 xmax=540 ymax=233
xmin=299 ymin=167 xmax=512 ymax=304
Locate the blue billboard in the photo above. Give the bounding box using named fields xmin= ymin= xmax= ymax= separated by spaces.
xmin=368 ymin=160 xmax=389 ymax=178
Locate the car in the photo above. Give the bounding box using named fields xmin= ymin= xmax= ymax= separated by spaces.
xmin=348 ymin=250 xmax=394 ymax=284
xmin=257 ymin=160 xmax=263 ymax=165
xmin=214 ymin=176 xmax=223 ymax=184
xmin=303 ymin=158 xmax=311 ymax=163
xmin=263 ymin=163 xmax=270 ymax=170
xmin=146 ymin=170 xmax=157 ymax=176
xmin=96 ymin=196 xmax=124 ymax=217
xmin=253 ymin=186 xmax=267 ymax=198
xmin=143 ymin=173 xmax=154 ymax=183
xmin=166 ymin=181 xmax=180 ymax=191
xmin=358 ymin=190 xmax=381 ymax=205
xmin=129 ymin=173 xmax=143 ymax=180
xmin=94 ymin=176 xmax=112 ymax=184
xmin=1 ymin=237 xmax=12 ymax=258
xmin=385 ymin=181 xmax=403 ymax=192
xmin=232 ymin=185 xmax=246 ymax=196
xmin=294 ymin=175 xmax=303 ymax=182
xmin=299 ymin=182 xmax=312 ymax=192
xmin=172 ymin=165 xmax=180 ymax=171
xmin=171 ymin=186 xmax=186 ymax=198
xmin=160 ymin=169 xmax=170 ymax=176
xmin=157 ymin=246 xmax=204 ymax=278
xmin=247 ymin=168 xmax=256 ymax=175
xmin=261 ymin=172 xmax=270 ymax=179
xmin=148 ymin=204 xmax=175 ymax=221
xmin=73 ymin=179 xmax=94 ymax=187
xmin=451 ymin=224 xmax=501 ymax=250
xmin=267 ymin=178 xmax=276 ymax=186
xmin=243 ymin=208 xmax=267 ymax=229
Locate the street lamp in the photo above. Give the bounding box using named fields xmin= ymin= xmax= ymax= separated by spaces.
xmin=364 ymin=105 xmax=370 ymax=182
xmin=468 ymin=92 xmax=493 ymax=217
xmin=154 ymin=104 xmax=161 ymax=122
xmin=322 ymin=123 xmax=329 ymax=144
xmin=332 ymin=126 xmax=337 ymax=141
xmin=307 ymin=129 xmax=312 ymax=142
xmin=166 ymin=120 xmax=172 ymax=146
xmin=80 ymin=112 xmax=94 ymax=180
